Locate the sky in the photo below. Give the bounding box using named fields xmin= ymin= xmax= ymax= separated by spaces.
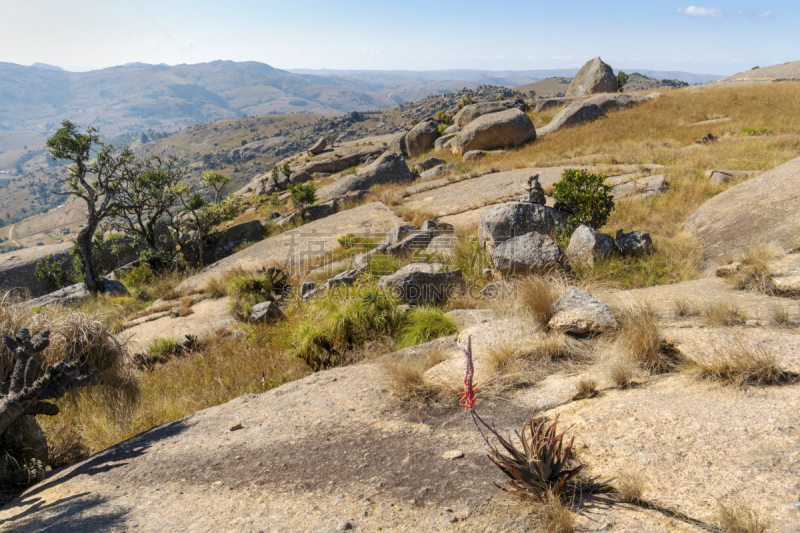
xmin=1 ymin=1 xmax=797 ymax=76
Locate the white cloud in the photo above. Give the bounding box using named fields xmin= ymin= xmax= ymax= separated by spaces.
xmin=733 ymin=9 xmax=773 ymax=18
xmin=177 ymin=40 xmax=199 ymax=51
xmin=552 ymin=55 xmax=572 ymax=60
xmin=677 ymin=6 xmax=724 ymax=18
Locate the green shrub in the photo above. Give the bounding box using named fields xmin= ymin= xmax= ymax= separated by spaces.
xmin=741 ymin=127 xmax=772 ymax=136
xmin=496 ymin=94 xmax=506 ymax=101
xmin=458 ymin=96 xmax=476 ymax=109
xmin=434 ymin=111 xmax=453 ymax=125
xmin=437 ymin=124 xmax=450 ymax=135
xmin=287 ymin=183 xmax=317 ymax=210
xmin=34 ymin=254 xmax=70 ymax=291
xmin=410 ymin=119 xmax=420 ymax=127
xmin=552 ymin=168 xmax=615 ymax=230
xmin=396 ymin=308 xmax=458 ymax=348
xmin=123 ymin=265 xmax=156 ymax=290
xmin=617 ymin=71 xmax=629 ymax=91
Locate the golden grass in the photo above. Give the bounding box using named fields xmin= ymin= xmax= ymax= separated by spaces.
xmin=673 ymin=298 xmax=700 ymax=318
xmin=378 ymin=344 xmax=451 ymax=403
xmin=685 ymin=339 xmax=797 ymax=387
xmin=615 ymin=465 xmax=648 ymax=504
xmin=715 ymin=498 xmax=771 ymax=533
xmin=729 ymin=242 xmax=782 ymax=294
xmin=391 ymin=205 xmax=439 ymax=227
xmin=770 ymin=305 xmax=795 ymax=327
xmin=472 ymin=491 xmax=576 ymax=533
xmin=608 ymin=356 xmax=640 ymax=388
xmin=610 ymin=302 xmax=677 ymax=373
xmin=573 ymin=377 xmax=598 ymax=400
xmin=700 ymin=300 xmax=748 ymax=326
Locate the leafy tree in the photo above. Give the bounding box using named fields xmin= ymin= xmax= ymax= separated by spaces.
xmin=201 ymin=171 xmax=230 ymax=204
xmin=107 ymin=156 xmax=186 ymax=269
xmin=287 ymin=183 xmax=316 ymax=212
xmin=140 ymin=132 xmax=149 ymax=144
xmin=434 ymin=111 xmax=453 ymax=125
xmin=173 ymin=186 xmax=241 ymax=264
xmin=552 ymin=169 xmax=615 ymax=230
xmin=617 ymin=71 xmax=629 ymax=92
xmin=46 ymin=120 xmax=134 ymax=292
xmin=34 ymin=254 xmax=70 ymax=291
xmin=281 ymin=161 xmax=292 ymax=178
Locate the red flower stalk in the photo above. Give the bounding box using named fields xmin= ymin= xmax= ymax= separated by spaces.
xmin=456 ymin=335 xmax=477 ymax=410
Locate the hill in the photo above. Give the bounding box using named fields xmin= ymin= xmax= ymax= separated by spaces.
xmin=707 ymin=59 xmax=800 ymax=86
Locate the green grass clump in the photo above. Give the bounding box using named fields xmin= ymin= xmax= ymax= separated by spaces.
xmin=741 ymin=127 xmax=772 ymax=136
xmin=395 ymin=308 xmax=458 ymax=349
xmin=226 ymin=271 xmax=274 ymax=315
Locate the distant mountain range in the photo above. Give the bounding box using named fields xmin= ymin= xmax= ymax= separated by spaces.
xmin=0 ymin=60 xmax=722 ymax=152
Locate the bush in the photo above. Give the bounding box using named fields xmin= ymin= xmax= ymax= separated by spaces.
xmin=395 ymin=308 xmax=458 ymax=348
xmin=34 ymin=254 xmax=71 ymax=291
xmin=741 ymin=127 xmax=772 ymax=136
xmin=437 ymin=123 xmax=449 ymax=135
xmin=434 ymin=111 xmax=453 ymax=125
xmin=617 ymin=71 xmax=629 ymax=91
xmin=552 ymin=168 xmax=615 ymax=230
xmin=287 ymin=183 xmax=317 ymax=210
xmin=458 ymin=96 xmax=476 ymax=109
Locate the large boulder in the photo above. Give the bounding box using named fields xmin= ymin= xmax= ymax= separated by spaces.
xmin=184 ymin=220 xmax=266 ymax=265
xmin=309 ymin=138 xmax=327 ymax=155
xmin=405 ymin=119 xmax=440 ymax=158
xmin=491 ymin=232 xmax=570 ymax=276
xmin=616 ymin=229 xmax=654 ymax=258
xmin=434 ymin=133 xmax=458 ymax=152
xmin=566 ymin=225 xmax=615 ymax=267
xmin=377 ymin=267 xmax=461 ymax=303
xmin=685 ymin=156 xmax=800 ymax=262
xmin=584 ymin=93 xmax=649 ymax=113
xmin=229 ymin=137 xmax=285 ymax=162
xmin=566 ymin=57 xmax=618 ymax=97
xmin=417 ymin=157 xmax=446 ymax=172
xmin=299 ymin=144 xmax=386 ymax=175
xmin=478 ymin=202 xmax=568 ymax=255
xmin=453 ymin=99 xmax=527 ymax=129
xmin=317 ymin=152 xmax=416 ymax=201
xmin=21 ymin=277 xmax=130 ymax=309
xmin=537 ymin=102 xmax=605 ymax=137
xmin=290 ymin=171 xmax=313 ymax=185
xmin=390 ymin=132 xmax=408 ymax=158
xmin=385 ymin=224 xmax=420 ymax=244
xmin=547 ymin=286 xmax=617 ymax=334
xmin=452 ymin=108 xmax=537 ymax=156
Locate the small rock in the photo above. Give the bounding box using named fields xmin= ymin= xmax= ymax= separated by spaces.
xmin=491 ymin=232 xmax=570 ymax=277
xmin=385 ymin=224 xmax=420 ymax=244
xmin=548 ymin=286 xmax=617 ymax=334
xmin=337 ymin=521 xmax=354 ymax=531
xmin=442 ymin=450 xmax=464 ymax=460
xmin=616 ymin=229 xmax=654 ymax=257
xmin=566 ymin=224 xmax=615 ymax=267
xmin=300 ymin=282 xmax=317 ymax=299
xmin=715 ymin=263 xmax=740 ymax=278
xmin=462 ymin=150 xmax=485 ymax=161
xmin=230 ymin=423 xmax=243 ymax=431
xmin=417 ymin=157 xmax=446 ymax=172
xmin=250 ymin=301 xmax=284 ymax=323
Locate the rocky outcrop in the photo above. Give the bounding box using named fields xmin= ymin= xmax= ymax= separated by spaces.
xmin=584 ymin=93 xmax=648 ymax=113
xmin=390 ymin=132 xmax=408 ymax=158
xmin=704 ymin=169 xmax=762 ymax=184
xmin=405 ymin=119 xmax=440 ymax=158
xmin=385 ymin=224 xmax=420 ymax=244
xmin=229 ymin=137 xmax=285 ymax=162
xmin=417 ymin=157 xmax=446 ymax=172
xmin=273 ymin=199 xmax=339 ymax=228
xmin=547 ymin=286 xmax=617 ymax=334
xmin=309 ymin=138 xmax=327 ymax=155
xmin=21 ymin=277 xmax=129 ymax=309
xmin=529 ymin=97 xmax=579 ymax=113
xmin=685 ymin=156 xmax=800 ymax=262
xmin=434 ymin=133 xmax=458 ymax=152
xmin=250 ymin=301 xmax=284 ymax=323
xmin=616 ymin=229 xmax=654 ymax=257
xmin=299 ymin=144 xmax=386 ymax=175
xmin=566 ymin=57 xmax=618 ymax=97
xmin=420 ymin=165 xmax=448 ymax=180
xmin=317 ymin=152 xmax=415 ymax=201
xmin=184 ymin=220 xmax=265 ymax=265
xmin=452 ymin=108 xmax=536 ymax=155
xmin=491 ymin=232 xmax=569 ymax=276
xmin=537 ymin=102 xmax=605 ymax=137
xmin=290 ymin=171 xmax=313 ymax=185
xmin=478 ymin=202 xmax=568 ymax=255
xmin=566 ymin=225 xmax=615 ymax=267
xmin=453 ymin=100 xmax=527 ymax=129
xmin=377 ymin=267 xmax=461 ymax=303
xmin=608 ymin=174 xmax=666 ymax=199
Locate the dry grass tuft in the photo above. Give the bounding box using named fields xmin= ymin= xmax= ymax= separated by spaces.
xmin=573 ymin=378 xmax=598 ymax=400
xmin=608 ymin=356 xmax=640 ymax=388
xmin=392 ymin=206 xmax=440 ymax=227
xmin=615 ymin=465 xmax=648 ymax=504
xmin=729 ymin=242 xmax=782 ymax=294
xmin=715 ymin=498 xmax=770 ymax=533
xmin=673 ymin=298 xmax=699 ymax=318
xmin=770 ymin=305 xmax=796 ymax=327
xmin=378 ymin=345 xmax=452 ymax=403
xmin=492 ymin=274 xmax=571 ymax=328
xmin=472 ymin=491 xmax=576 ymax=533
xmin=46 ymin=422 xmax=90 ymax=470
xmin=686 ymin=339 xmax=797 ymax=387
xmin=610 ymin=302 xmax=678 ymax=373
xmin=701 ymin=300 xmax=748 ymax=326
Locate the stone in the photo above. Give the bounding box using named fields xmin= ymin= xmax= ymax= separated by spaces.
xmin=385 ymin=224 xmax=420 ymax=244
xmin=491 ymin=232 xmax=570 ymax=276
xmin=443 ymin=124 xmax=460 ymax=135
xmin=434 ymin=133 xmax=458 ymax=152
xmin=616 ymin=229 xmax=654 ymax=257
xmin=520 ymin=174 xmax=545 ymax=205
xmin=452 ymin=108 xmax=536 ymax=155
xmin=337 ymin=521 xmax=354 ymax=531
xmin=547 ymin=286 xmax=617 ymax=334
xmin=309 ymin=137 xmax=327 ymax=154
xmin=300 ymin=282 xmax=317 ymax=299
xmin=21 ymin=277 xmax=130 ymax=309
xmin=442 ymin=450 xmax=464 ymax=460
xmin=537 ymin=101 xmax=605 ymax=137
xmin=250 ymin=301 xmax=284 ymax=323
xmin=420 ymin=164 xmax=448 ymax=180
xmin=377 ymin=268 xmax=461 ymax=303
xmin=405 ymin=119 xmax=440 ymax=158
xmin=390 ymin=132 xmax=408 ymax=157
xmin=300 ymin=144 xmax=386 ymax=176
xmin=584 ymin=93 xmax=649 ymax=114
xmin=566 ymin=57 xmax=618 ymax=97
xmin=685 ymin=156 xmax=800 ymax=262
xmin=478 ymin=202 xmax=567 ymax=255
xmin=421 ymin=220 xmax=455 ymax=236
xmin=608 ymin=175 xmax=666 ymax=199
xmin=704 ymin=169 xmax=761 ymax=184
xmin=386 ymin=231 xmax=433 ymax=255
xmin=229 ymin=137 xmax=285 ymax=162
xmin=462 ymin=150 xmax=485 ymax=161
xmin=453 ymin=100 xmax=527 ymax=129
xmin=290 ymin=171 xmax=313 ymax=185
xmin=426 ymin=235 xmax=458 ymax=256
xmin=417 ymin=157 xmax=446 ymax=172
xmin=529 ymin=97 xmax=579 ymax=113
xmin=317 ymin=152 xmax=415 ymax=201
xmin=566 ymin=225 xmax=615 ymax=267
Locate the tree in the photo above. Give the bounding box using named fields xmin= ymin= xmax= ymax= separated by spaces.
xmin=617 ymin=71 xmax=630 ymax=92
xmin=287 ymin=183 xmax=317 ymax=213
xmin=281 ymin=161 xmax=292 ymax=178
xmin=552 ymin=168 xmax=615 ymax=230
xmin=172 ymin=185 xmax=241 ymax=265
xmin=140 ymin=132 xmax=149 ymax=144
xmin=107 ymin=156 xmax=186 ymax=269
xmin=46 ymin=120 xmax=134 ymax=292
xmin=201 ymin=171 xmax=230 ymax=204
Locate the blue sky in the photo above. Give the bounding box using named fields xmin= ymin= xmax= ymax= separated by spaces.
xmin=1 ymin=1 xmax=797 ymax=75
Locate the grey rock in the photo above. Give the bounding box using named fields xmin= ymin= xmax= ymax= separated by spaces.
xmin=387 ymin=231 xmax=433 ymax=255
xmin=529 ymin=97 xmax=579 ymax=113
xmin=378 ymin=268 xmax=462 ymax=303
xmin=453 ymin=100 xmax=527 ymax=129
xmin=421 ymin=220 xmax=455 ymax=235
xmin=205 ymin=220 xmax=265 ymax=263
xmin=566 ymin=225 xmax=615 ymax=267
xmin=420 ymin=165 xmax=448 ymax=180
xmin=463 ymin=150 xmax=485 ymax=161
xmin=616 ymin=229 xmax=654 ymax=257
xmin=290 ymin=171 xmax=313 ymax=185
xmin=417 ymin=157 xmax=446 ymax=172
xmin=317 ymin=152 xmax=415 ymax=201
xmin=250 ymin=301 xmax=284 ymax=323
xmin=452 ymin=108 xmax=536 ymax=155
xmin=337 ymin=521 xmax=354 ymax=531
xmin=491 ymin=232 xmax=570 ymax=277
xmin=443 ymin=124 xmax=460 ymax=135
xmin=300 ymin=282 xmax=316 ymax=300
xmin=434 ymin=133 xmax=459 ymax=152
xmin=406 ymin=119 xmax=440 ymax=158
xmin=704 ymin=169 xmax=761 ymax=184
xmin=386 ymin=224 xmax=420 ymax=244
xmin=478 ymin=202 xmax=568 ymax=254
xmin=309 ymin=137 xmax=327 ymax=154
xmin=537 ymin=101 xmax=605 ymax=137
xmin=228 ymin=137 xmax=285 ymax=162
xmin=609 ymin=175 xmax=666 ymax=199
xmin=425 ymin=235 xmax=459 ymax=256
xmin=566 ymin=57 xmax=618 ymax=97
xmin=21 ymin=277 xmax=129 ymax=309
xmin=548 ymin=286 xmax=617 ymax=334
xmin=584 ymin=93 xmax=649 ymax=113
xmin=390 ymin=132 xmax=408 ymax=157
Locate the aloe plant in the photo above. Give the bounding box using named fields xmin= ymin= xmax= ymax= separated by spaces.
xmin=457 ymin=335 xmax=582 ymax=493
